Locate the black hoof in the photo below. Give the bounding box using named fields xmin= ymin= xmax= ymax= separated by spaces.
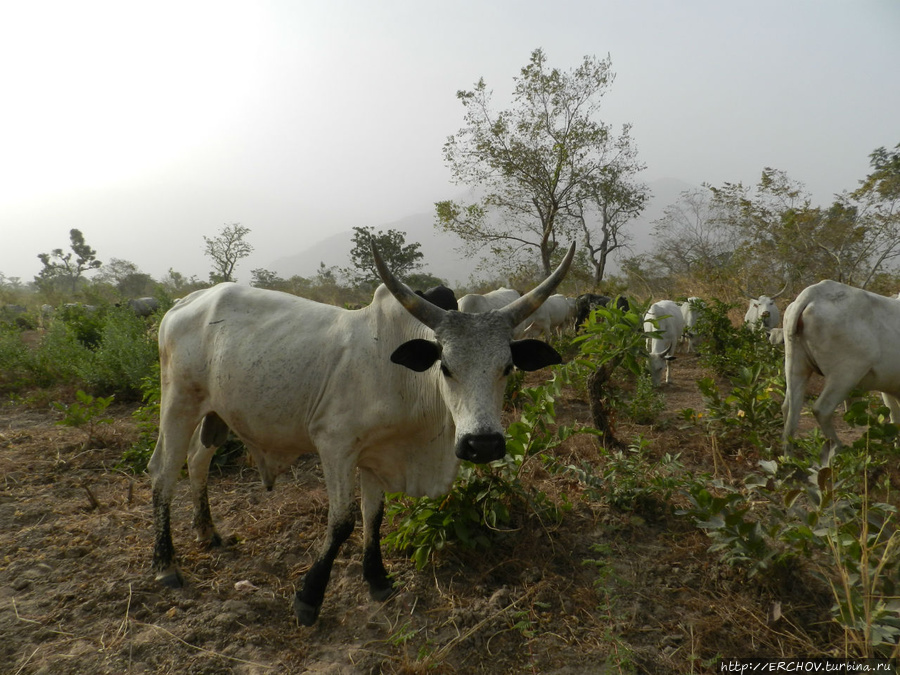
xmin=369 ymin=581 xmax=397 ymax=603
xmin=293 ymin=596 xmax=321 ymax=627
xmin=155 ymin=568 xmax=184 ymax=589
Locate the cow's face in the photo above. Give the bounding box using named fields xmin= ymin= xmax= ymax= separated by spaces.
xmin=646 ymin=352 xmax=675 ymax=387
xmin=391 ymin=310 xmax=561 ymax=463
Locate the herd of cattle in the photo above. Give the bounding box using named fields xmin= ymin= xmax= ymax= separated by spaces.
xmin=141 ymin=242 xmax=900 ymax=624
xmin=6 ymin=247 xmax=899 ymax=624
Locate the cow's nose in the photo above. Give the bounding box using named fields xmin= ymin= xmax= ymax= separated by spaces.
xmin=457 ymin=433 xmax=507 ymax=463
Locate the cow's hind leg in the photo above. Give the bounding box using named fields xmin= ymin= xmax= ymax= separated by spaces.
xmin=293 ymin=458 xmax=356 ymax=626
xmin=188 ymin=412 xmax=229 ymax=546
xmin=782 ymin=343 xmax=813 ymax=457
xmin=148 ymin=427 xmax=195 ymax=588
xmin=360 ymin=469 xmax=394 ymax=602
xmin=812 ymin=373 xmax=861 ymax=464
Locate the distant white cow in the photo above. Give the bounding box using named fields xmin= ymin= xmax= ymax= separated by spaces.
xmin=457 ymin=287 xmax=520 ymax=314
xmin=644 ymin=300 xmax=685 ymax=386
xmin=458 ymin=287 xmax=540 ymax=338
xmin=521 ymin=294 xmax=572 ymax=339
xmin=679 ymin=297 xmax=702 ymax=353
xmin=148 ymin=243 xmax=574 ymax=626
xmin=782 ymin=280 xmax=900 ymax=462
xmin=744 ymin=289 xmax=786 ymax=331
xmin=768 ymin=327 xmax=785 ymax=345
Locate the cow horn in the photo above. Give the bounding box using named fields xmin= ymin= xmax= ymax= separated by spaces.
xmin=498 ymin=243 xmax=576 ymax=327
xmin=371 ymin=240 xmax=446 ymax=329
xmin=770 ymin=282 xmax=789 ymax=299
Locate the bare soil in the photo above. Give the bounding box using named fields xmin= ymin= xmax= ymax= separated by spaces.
xmin=0 ymin=356 xmax=856 ymax=674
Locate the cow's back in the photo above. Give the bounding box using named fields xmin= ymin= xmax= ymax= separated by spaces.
xmin=644 ymin=300 xmax=684 ymax=356
xmin=158 ymin=283 xmax=455 ymax=493
xmin=786 ymin=280 xmax=900 ymax=393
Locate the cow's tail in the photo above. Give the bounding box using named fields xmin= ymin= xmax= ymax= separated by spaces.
xmin=784 ymin=293 xmax=821 ymax=376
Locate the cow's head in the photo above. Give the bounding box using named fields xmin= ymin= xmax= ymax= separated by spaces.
xmin=373 ymin=242 xmax=575 ymax=464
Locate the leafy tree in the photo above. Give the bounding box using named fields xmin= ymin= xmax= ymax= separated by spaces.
xmin=846 ymin=142 xmax=900 ymax=286
xmin=94 ymin=258 xmax=156 ymax=297
xmin=204 ymin=223 xmax=253 ymax=283
xmin=343 ymin=226 xmax=423 ymax=287
xmin=708 ymin=159 xmax=900 ymax=292
xmin=574 ymin=161 xmax=650 ymax=285
xmin=646 ymin=188 xmax=738 ymax=284
xmin=159 ymin=268 xmax=204 ymax=295
xmin=437 ymin=48 xmax=646 ymax=276
xmin=36 ymin=228 xmax=102 ymax=295
xmin=250 ymin=268 xmax=285 ymax=289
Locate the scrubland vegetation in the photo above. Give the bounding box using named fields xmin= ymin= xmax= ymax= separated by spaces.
xmin=3 ymin=282 xmax=900 ymax=672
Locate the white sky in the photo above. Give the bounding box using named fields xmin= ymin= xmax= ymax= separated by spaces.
xmin=1 ymin=0 xmax=898 ymax=284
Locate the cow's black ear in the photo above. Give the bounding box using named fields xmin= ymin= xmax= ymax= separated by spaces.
xmin=391 ymin=339 xmax=441 ymax=372
xmin=510 ymin=339 xmax=562 ymax=372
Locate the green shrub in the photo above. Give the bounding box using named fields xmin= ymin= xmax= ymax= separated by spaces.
xmin=52 ymin=389 xmax=115 ymax=448
xmin=695 ymin=299 xmax=780 ymax=379
xmin=384 ymin=368 xmax=578 ymax=569
xmin=680 ymin=397 xmax=900 ymax=657
xmin=118 ymin=363 xmax=161 ymax=474
xmin=685 ymin=363 xmax=784 ymax=454
xmin=87 ymin=307 xmax=159 ymax=399
xmin=0 ymin=326 xmax=33 ymax=391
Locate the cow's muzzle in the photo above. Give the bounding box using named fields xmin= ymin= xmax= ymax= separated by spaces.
xmin=456 ymin=433 xmax=507 ymax=463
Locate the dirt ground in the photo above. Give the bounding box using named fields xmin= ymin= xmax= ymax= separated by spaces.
xmin=0 ymin=355 xmax=852 ymax=674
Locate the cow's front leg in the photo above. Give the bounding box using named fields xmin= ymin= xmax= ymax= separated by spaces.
xmin=293 ymin=460 xmax=355 ymax=626
xmin=360 ymin=469 xmax=394 ymax=601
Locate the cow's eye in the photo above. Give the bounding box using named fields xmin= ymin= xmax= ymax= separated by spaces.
xmin=503 ymin=363 xmax=514 ymax=377
xmin=440 ymin=363 xmax=453 ymax=378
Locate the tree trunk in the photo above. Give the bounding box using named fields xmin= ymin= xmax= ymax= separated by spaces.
xmin=586 ymin=364 xmax=625 ymax=449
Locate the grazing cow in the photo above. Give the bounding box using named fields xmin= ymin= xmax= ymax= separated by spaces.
xmin=521 ymin=294 xmax=572 ymax=339
xmin=573 ymin=293 xmax=610 ymax=331
xmin=148 ymin=242 xmax=574 ymax=626
xmin=679 ymin=297 xmax=703 ymax=353
xmin=643 ymin=300 xmax=685 ymax=386
xmin=782 ymin=280 xmax=900 ymax=462
xmin=128 ymin=297 xmax=160 ymax=317
xmin=768 ymin=327 xmax=785 ymax=345
xmin=415 ymin=285 xmax=458 ymax=311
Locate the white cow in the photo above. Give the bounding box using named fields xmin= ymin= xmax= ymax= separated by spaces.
xmin=644 ymin=300 xmax=685 ymax=386
xmin=457 ymin=287 xmax=542 ymax=338
xmin=782 ymin=280 xmax=900 ymax=463
xmin=744 ymin=292 xmax=784 ymax=331
xmin=457 ymin=287 xmax=520 ymax=314
xmin=148 ymin=243 xmax=574 ymax=626
xmin=679 ymin=297 xmax=702 ymax=353
xmin=520 ymin=294 xmax=572 ymax=339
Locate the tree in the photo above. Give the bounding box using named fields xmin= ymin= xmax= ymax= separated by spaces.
xmin=94 ymin=258 xmax=156 ymax=297
xmin=709 ymin=161 xmax=900 ymax=292
xmin=204 ymin=223 xmax=253 ymax=283
xmin=437 ymin=48 xmax=646 ymax=276
xmin=847 ymin=143 xmax=900 ymax=286
xmin=250 ymin=268 xmax=285 ymax=290
xmin=343 ymin=226 xmax=423 ymax=287
xmin=36 ymin=228 xmax=102 ymax=295
xmin=573 ymin=159 xmax=650 ymax=285
xmin=645 ymin=188 xmax=738 ymax=283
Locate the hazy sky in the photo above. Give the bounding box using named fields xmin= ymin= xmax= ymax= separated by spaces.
xmin=1 ymin=0 xmax=898 ymax=284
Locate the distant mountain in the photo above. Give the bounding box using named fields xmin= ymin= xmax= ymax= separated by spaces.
xmin=270 ymin=178 xmax=697 ymax=284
